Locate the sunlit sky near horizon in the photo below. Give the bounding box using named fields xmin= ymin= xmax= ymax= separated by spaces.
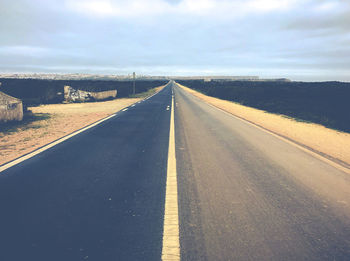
xmin=0 ymin=0 xmax=349 ymax=81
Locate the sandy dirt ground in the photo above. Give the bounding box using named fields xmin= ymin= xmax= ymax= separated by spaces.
xmin=178 ymin=84 xmax=350 ymax=167
xmin=0 ymin=97 xmax=141 ymax=166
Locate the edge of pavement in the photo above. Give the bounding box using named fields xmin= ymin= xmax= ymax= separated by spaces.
xmin=175 ymin=82 xmax=350 ymax=175
xmin=0 ymin=83 xmax=170 ymax=173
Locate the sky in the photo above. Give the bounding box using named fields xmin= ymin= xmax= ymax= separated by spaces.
xmin=0 ymin=0 xmax=349 ymax=81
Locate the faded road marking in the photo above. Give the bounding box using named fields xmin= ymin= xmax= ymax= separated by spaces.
xmin=162 ymin=92 xmax=180 ymax=260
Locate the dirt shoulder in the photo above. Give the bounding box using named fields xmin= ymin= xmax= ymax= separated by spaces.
xmin=177 ymin=83 xmax=350 ymax=167
xmin=0 ymin=86 xmax=163 ymax=166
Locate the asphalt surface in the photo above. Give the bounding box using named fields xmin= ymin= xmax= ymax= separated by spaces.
xmin=1 ymin=81 xmax=350 ymax=261
xmin=0 ymin=84 xmax=172 ymax=261
xmin=174 ymin=83 xmax=350 ymax=261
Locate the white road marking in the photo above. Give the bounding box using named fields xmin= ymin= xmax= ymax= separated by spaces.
xmin=162 ymin=94 xmax=180 ymax=260
xmin=122 ymin=108 xmax=128 ymax=111
xmin=131 ymin=104 xmax=135 ymax=107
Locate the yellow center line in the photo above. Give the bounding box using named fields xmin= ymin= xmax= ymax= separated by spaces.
xmin=161 ymin=92 xmax=180 ymax=261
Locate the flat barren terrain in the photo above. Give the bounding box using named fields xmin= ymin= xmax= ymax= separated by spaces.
xmin=178 ymin=84 xmax=350 ymax=167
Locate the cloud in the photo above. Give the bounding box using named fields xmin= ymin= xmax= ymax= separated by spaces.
xmin=64 ymin=0 xmax=303 ymax=19
xmin=283 ymin=0 xmax=350 ymax=32
xmin=0 ymin=0 xmax=349 ymax=80
xmin=0 ymin=46 xmax=52 ymax=56
xmin=65 ymin=0 xmax=173 ymax=18
xmin=247 ymin=0 xmax=298 ymax=11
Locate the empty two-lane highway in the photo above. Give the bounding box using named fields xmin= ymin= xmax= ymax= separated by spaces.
xmin=0 ymin=81 xmax=350 ymax=261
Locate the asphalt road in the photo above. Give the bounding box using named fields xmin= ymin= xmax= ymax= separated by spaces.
xmin=174 ymin=83 xmax=350 ymax=261
xmin=0 ymin=81 xmax=350 ymax=261
xmin=0 ymin=83 xmax=172 ymax=261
